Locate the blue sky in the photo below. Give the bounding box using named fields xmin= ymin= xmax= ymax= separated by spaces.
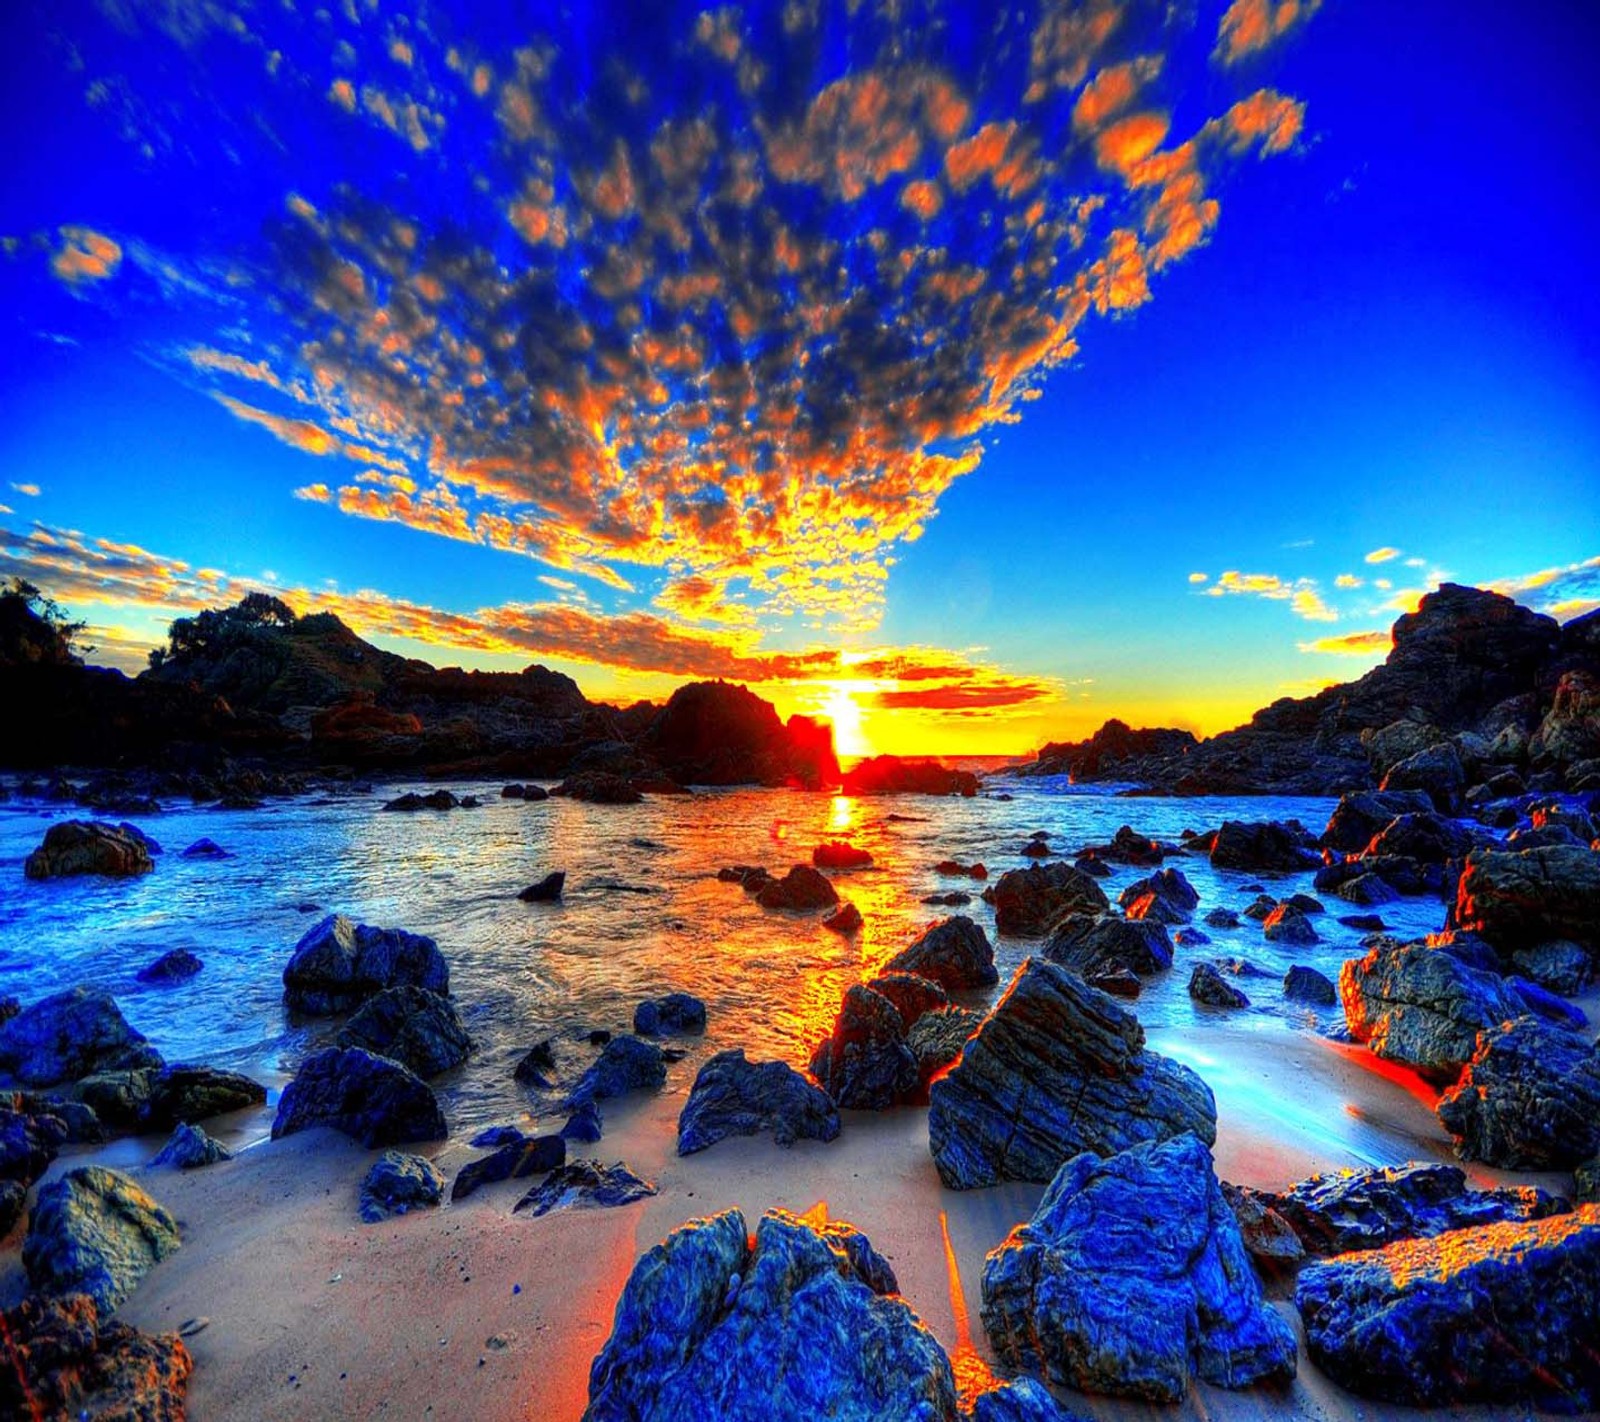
xmin=1 ymin=0 xmax=1595 ymax=753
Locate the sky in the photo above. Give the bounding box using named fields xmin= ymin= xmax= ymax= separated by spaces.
xmin=1 ymin=0 xmax=1596 ymax=757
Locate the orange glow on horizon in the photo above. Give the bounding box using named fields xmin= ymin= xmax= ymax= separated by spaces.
xmin=816 ymin=680 xmax=874 ymax=758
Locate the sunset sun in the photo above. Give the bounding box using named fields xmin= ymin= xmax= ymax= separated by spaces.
xmin=817 ymin=681 xmax=872 ymax=760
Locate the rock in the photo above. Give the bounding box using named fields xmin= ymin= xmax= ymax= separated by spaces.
xmin=990 ymin=861 xmax=1110 ymax=936
xmin=641 ymin=680 xmax=840 ymax=788
xmin=1333 ymin=871 xmax=1399 ymax=905
xmin=934 ymin=859 xmax=987 ymax=879
xmin=1204 ymin=907 xmax=1240 ymax=928
xmin=1509 ymin=823 xmax=1587 ymax=850
xmin=335 ymin=986 xmax=474 ymax=1077
xmin=813 ymin=840 xmax=872 ymax=869
xmin=1296 ymin=1205 xmax=1600 ymax=1410
xmin=928 ymin=958 xmax=1216 ymax=1189
xmin=584 ymin=1207 xmax=956 ymax=1418
xmin=864 ymin=972 xmax=949 ymax=1029
xmin=23 ymin=821 xmax=155 ymax=879
xmin=633 ymin=992 xmax=707 ymax=1036
xmin=382 ymin=788 xmax=460 ymax=811
xmin=1207 ymin=820 xmax=1318 ymax=873
xmin=1363 ymin=718 xmax=1449 ymax=777
xmin=149 ymin=1122 xmax=232 ymax=1169
xmin=922 ymin=891 xmax=971 ymax=906
xmin=1043 ymin=914 xmax=1173 ymax=978
xmin=180 ymin=836 xmax=230 ymax=859
xmin=676 ymin=1048 xmax=840 ymax=1155
xmin=905 ymin=1007 xmax=980 ymax=1084
xmin=1322 ymin=789 xmax=1435 ymax=852
xmin=980 ymin=1134 xmax=1296 ymax=1402
xmin=0 ymin=1292 xmax=193 ymax=1421
xmin=1242 ymin=893 xmax=1276 ymax=921
xmin=562 ymin=1101 xmax=604 ymax=1142
xmin=822 ymin=901 xmax=862 ymax=934
xmin=514 ymin=1160 xmax=659 ymax=1217
xmin=1262 ymin=904 xmax=1318 ymax=944
xmin=1510 ymin=976 xmax=1587 ymax=1029
xmin=1284 ymin=891 xmax=1325 ymax=915
xmin=1282 ymin=965 xmax=1337 ymax=1005
xmin=881 ymin=915 xmax=998 ymax=990
xmin=564 ymin=1036 xmax=666 ymax=1107
xmin=841 ymin=754 xmax=978 ymax=796
xmin=554 ymin=771 xmax=644 ymax=804
xmin=1511 ymin=939 xmax=1594 ymax=994
xmin=513 ymin=1039 xmax=558 ymax=1087
xmin=142 ymin=1065 xmax=266 ymax=1128
xmin=136 ymin=948 xmax=203 ymax=984
xmin=1338 ymin=913 xmax=1388 ymax=931
xmin=1380 ymin=742 xmax=1467 ymax=813
xmin=1340 ymin=938 xmax=1524 ymax=1081
xmin=1219 ymin=1181 xmax=1305 ymax=1264
xmin=1173 ymin=926 xmax=1211 ymax=947
xmin=1453 ymin=845 xmax=1600 ymax=952
xmin=271 ymin=1047 xmax=446 ymax=1147
xmin=451 ymin=1135 xmax=566 ymax=1201
xmin=966 ymin=1375 xmax=1084 ymax=1422
xmin=282 ymin=912 xmax=449 ymax=1014
xmin=1364 ymin=812 xmax=1479 ymax=863
xmin=518 ymin=871 xmax=565 ymax=902
xmin=1117 ymin=867 xmax=1199 ymax=916
xmin=808 ymin=986 xmax=918 ymax=1110
xmin=359 ymin=1150 xmax=445 ymax=1221
xmin=1188 ymin=963 xmax=1248 ymax=1008
xmin=754 ymin=864 xmax=839 ymax=911
xmin=1436 ymin=1015 xmax=1600 ymax=1168
xmin=1021 ymin=840 xmax=1052 ymax=859
xmin=1085 ymin=967 xmax=1141 ymax=999
xmin=1265 ymin=1161 xmax=1565 ymax=1255
xmin=1 ymin=1106 xmax=68 ymax=1186
xmin=24 ymin=1166 xmax=180 ymax=1311
xmin=0 ymin=988 xmax=162 ymax=1088
xmin=1531 ymin=669 xmax=1600 ymax=765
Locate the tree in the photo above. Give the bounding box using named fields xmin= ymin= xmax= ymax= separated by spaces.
xmin=0 ymin=578 xmax=89 ymax=665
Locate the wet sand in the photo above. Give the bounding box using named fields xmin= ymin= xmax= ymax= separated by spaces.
xmin=1 ymin=1018 xmax=1574 ymax=1421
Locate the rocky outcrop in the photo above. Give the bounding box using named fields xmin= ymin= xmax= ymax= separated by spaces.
xmin=641 ymin=680 xmax=840 ymax=788
xmin=881 ymin=916 xmax=998 ymax=990
xmin=282 ymin=913 xmax=449 ymax=1014
xmin=0 ymin=988 xmax=162 ymax=1088
xmin=359 ymin=1151 xmax=445 ymax=1222
xmin=271 ymin=1047 xmax=446 ymax=1147
xmin=981 ymin=1134 xmax=1296 ymax=1402
xmin=583 ymin=1208 xmax=957 ymax=1420
xmin=808 ymin=985 xmax=918 ymax=1110
xmin=754 ymin=864 xmax=839 ymax=911
xmin=513 ymin=1159 xmax=658 ymax=1217
xmin=564 ymin=1037 xmax=667 ymax=1107
xmin=1296 ymin=1205 xmax=1600 ymax=1410
xmin=1043 ymin=914 xmax=1174 ymax=979
xmin=1018 ymin=719 xmax=1199 ymax=781
xmin=928 ymin=959 xmax=1216 ymax=1189
xmin=840 ymin=755 xmax=977 ymax=796
xmin=24 ymin=1167 xmax=180 ymax=1311
xmin=677 ymin=1049 xmax=840 ymax=1155
xmin=335 ymin=986 xmax=473 ymax=1077
xmin=1453 ymin=845 xmax=1600 ymax=952
xmin=1205 ymin=820 xmax=1319 ymax=873
xmin=23 ymin=820 xmax=155 ymax=879
xmin=989 ymin=862 xmax=1110 ymax=936
xmin=633 ymin=992 xmax=707 ymax=1036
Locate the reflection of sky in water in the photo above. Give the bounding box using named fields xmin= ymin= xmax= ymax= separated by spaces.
xmin=1 ymin=779 xmax=1455 ymax=1141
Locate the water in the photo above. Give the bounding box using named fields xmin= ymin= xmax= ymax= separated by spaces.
xmin=0 ymin=776 xmax=1451 ymax=1137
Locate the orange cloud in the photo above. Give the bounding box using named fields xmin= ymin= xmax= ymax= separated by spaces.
xmin=1300 ymin=629 xmax=1391 ymax=656
xmin=51 ymin=227 xmax=122 ymax=286
xmin=1214 ymin=0 xmax=1322 ymax=67
xmin=1365 ymin=546 xmax=1402 ymax=564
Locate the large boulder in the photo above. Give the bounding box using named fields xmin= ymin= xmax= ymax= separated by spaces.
xmin=1043 ymin=914 xmax=1173 ymax=979
xmin=808 ymin=985 xmax=918 ymax=1110
xmin=1339 ymin=938 xmax=1525 ymax=1082
xmin=23 ymin=1166 xmax=180 ymax=1311
xmin=1453 ymin=845 xmax=1600 ymax=952
xmin=881 ymin=915 xmax=997 ymax=990
xmin=754 ymin=865 xmax=839 ymax=912
xmin=282 ymin=913 xmax=449 ymax=1014
xmin=642 ymin=680 xmax=840 ymax=788
xmin=335 ymin=986 xmax=473 ymax=1077
xmin=928 ymin=958 xmax=1216 ymax=1189
xmin=1 ymin=1106 xmax=69 ymax=1186
xmin=23 ymin=820 xmax=155 ymax=879
xmin=564 ymin=1036 xmax=667 ymax=1107
xmin=583 ymin=1207 xmax=958 ymax=1419
xmin=1206 ymin=820 xmax=1318 ymax=873
xmin=1380 ymin=742 xmax=1467 ymax=813
xmin=1363 ymin=811 xmax=1480 ymax=864
xmin=359 ymin=1151 xmax=445 ymax=1222
xmin=271 ymin=1047 xmax=446 ymax=1147
xmin=1530 ymin=669 xmax=1600 ymax=766
xmin=981 ymin=1134 xmax=1296 ymax=1402
xmin=0 ymin=988 xmax=162 ymax=1088
xmin=1436 ymin=1015 xmax=1600 ymax=1168
xmin=677 ymin=1049 xmax=840 ymax=1155
xmin=1321 ymin=789 xmax=1436 ymax=851
xmin=989 ymin=862 xmax=1110 ymax=936
xmin=1296 ymin=1205 xmax=1600 ymax=1410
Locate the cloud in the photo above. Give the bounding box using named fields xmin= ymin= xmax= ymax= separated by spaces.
xmin=1334 ymin=573 xmax=1362 ymax=588
xmin=1290 ymin=587 xmax=1336 ymax=622
xmin=1187 ymin=571 xmax=1209 ymax=584
xmin=212 ymin=394 xmax=409 ymax=473
xmin=1214 ymin=0 xmax=1323 ymax=67
xmin=1488 ymin=554 xmax=1600 ymax=624
xmin=1364 ymin=546 xmax=1402 ymax=564
xmin=50 ymin=226 xmax=123 ymax=287
xmin=10 ymin=483 xmax=41 ymax=497
xmin=1206 ymin=569 xmax=1340 ymax=622
xmin=1299 ymin=629 xmax=1390 ymax=656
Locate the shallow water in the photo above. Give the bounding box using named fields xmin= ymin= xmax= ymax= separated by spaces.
xmin=0 ymin=777 xmax=1452 ymax=1143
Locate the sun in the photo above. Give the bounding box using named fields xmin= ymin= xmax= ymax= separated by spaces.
xmin=818 ymin=681 xmax=872 ymax=759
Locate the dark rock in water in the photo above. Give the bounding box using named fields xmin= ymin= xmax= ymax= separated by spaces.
xmin=1120 ymin=889 xmax=1185 ymax=924
xmin=1511 ymin=939 xmax=1594 ymax=995
xmin=518 ymin=871 xmax=565 ymax=902
xmin=561 ymin=1101 xmax=604 ymax=1143
xmin=513 ymin=1040 xmax=557 ymax=1087
xmin=471 ymin=1125 xmax=528 ymax=1150
xmin=808 ymin=985 xmax=918 ymax=1110
xmin=813 ymin=840 xmax=872 ymax=869
xmin=1322 ymin=789 xmax=1435 ymax=852
xmin=180 ymin=837 xmax=230 ymax=859
xmin=382 ymin=788 xmax=460 ymax=812
xmin=1263 ymin=904 xmax=1318 ymax=944
xmin=1510 ymin=976 xmax=1588 ymax=1029
xmin=1207 ymin=820 xmax=1319 ymax=873
xmin=1117 ymin=867 xmax=1199 ymax=916
xmin=1337 ymin=912 xmax=1387 ymax=931
xmin=271 ymin=1047 xmax=446 ymax=1148
xmin=0 ymin=1292 xmax=193 ymax=1421
xmin=1173 ymin=927 xmax=1211 ymax=948
xmin=882 ymin=915 xmax=998 ymax=990
xmin=822 ymin=901 xmax=862 ymax=934
xmin=553 ymin=771 xmax=643 ymax=804
xmin=1437 ymin=1015 xmax=1600 ymax=1168
xmin=980 ymin=1134 xmax=1296 ymax=1402
xmin=1282 ymin=965 xmax=1337 ymax=1005
xmin=1380 ymin=742 xmax=1467 ymax=813
xmin=1044 ymin=913 xmax=1173 ymax=979
xmin=584 ymin=1207 xmax=955 ymax=1418
xmin=1021 ymin=840 xmax=1052 ymax=859
xmin=755 ymin=864 xmax=839 ymax=911
xmin=1340 ymin=938 xmax=1524 ymax=1082
xmin=934 ymin=859 xmax=988 ymax=879
xmin=633 ymin=992 xmax=707 ymax=1036
xmin=24 ymin=1166 xmax=180 ymax=1311
xmin=514 ymin=1159 xmax=658 ymax=1217
xmin=1204 ymin=907 xmax=1241 ymax=928
xmin=564 ymin=1036 xmax=666 ymax=1107
xmin=1085 ymin=967 xmax=1141 ymax=999
xmin=1364 ymin=811 xmax=1479 ymax=864
xmin=451 ymin=1135 xmax=566 ymax=1201
xmin=717 ymin=864 xmax=771 ymax=890
xmin=1334 ymin=872 xmax=1399 ymax=905
xmin=1284 ymin=891 xmax=1325 ymax=914
xmin=0 ymin=1106 xmax=68 ymax=1186
xmin=677 ymin=1048 xmax=840 ymax=1155
xmin=1296 ymin=1205 xmax=1600 ymax=1410
xmin=928 ymin=958 xmax=1216 ymax=1190
xmin=1242 ymin=893 xmax=1276 ymax=921
xmin=842 ymin=754 xmax=978 ymax=796
xmin=0 ymin=987 xmax=163 ymax=1088
xmin=143 ymin=1064 xmax=266 ymax=1128
xmin=1219 ymin=1181 xmax=1306 ymax=1264
xmin=1453 ymin=845 xmax=1600 ymax=952
xmin=864 ymin=972 xmax=949 ymax=1030
xmin=1188 ymin=963 xmax=1248 ymax=1008
xmin=282 ymin=913 xmax=449 ymax=1015
xmin=149 ymin=1122 xmax=232 ymax=1170
xmin=1073 ymin=855 xmax=1111 ymax=878
xmin=905 ymin=1007 xmax=980 ymax=1084
xmin=23 ymin=821 xmax=155 ymax=879
xmin=136 ymin=948 xmax=203 ymax=984
xmin=359 ymin=1151 xmax=445 ymax=1222
xmin=335 ymin=986 xmax=474 ymax=1077
xmin=990 ymin=862 xmax=1110 ymax=936
xmin=1264 ymin=1161 xmax=1565 ymax=1255
xmin=921 ymin=890 xmax=971 ymax=907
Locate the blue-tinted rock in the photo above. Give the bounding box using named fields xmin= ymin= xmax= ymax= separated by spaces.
xmin=564 ymin=1036 xmax=666 ymax=1107
xmin=1282 ymin=965 xmax=1336 ymax=1006
xmin=633 ymin=992 xmax=707 ymax=1036
xmin=271 ymin=1047 xmax=446 ymax=1148
xmin=1509 ymin=976 xmax=1587 ymax=1030
xmin=0 ymin=1106 xmax=68 ymax=1186
xmin=180 ymin=837 xmax=230 ymax=859
xmin=1203 ymin=907 xmax=1240 ymax=928
xmin=282 ymin=913 xmax=448 ymax=1015
xmin=1511 ymin=939 xmax=1594 ymax=995
xmin=451 ymin=1135 xmax=566 ymax=1201
xmin=677 ymin=1049 xmax=839 ymax=1155
xmin=136 ymin=949 xmax=203 ymax=984
xmin=1188 ymin=963 xmax=1248 ymax=1008
xmin=966 ymin=1376 xmax=1087 ymax=1422
xmin=562 ymin=1100 xmax=604 ymax=1142
xmin=881 ymin=915 xmax=998 ymax=989
xmin=359 ymin=1150 xmax=445 ymax=1222
xmin=470 ymin=1124 xmax=528 ymax=1150
xmin=335 ymin=986 xmax=473 ymax=1077
xmin=808 ymin=985 xmax=918 ymax=1109
xmin=1044 ymin=914 xmax=1172 ymax=978
xmin=0 ymin=988 xmax=163 ymax=1088
xmin=23 ymin=1166 xmax=180 ymax=1311
xmin=514 ymin=1159 xmax=658 ymax=1216
xmin=149 ymin=1122 xmax=232 ymax=1170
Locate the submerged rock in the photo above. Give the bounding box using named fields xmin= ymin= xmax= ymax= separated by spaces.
xmin=881 ymin=915 xmax=997 ymax=990
xmin=928 ymin=958 xmax=1216 ymax=1190
xmin=564 ymin=1036 xmax=667 ymax=1107
xmin=518 ymin=871 xmax=565 ymax=902
xmin=149 ymin=1122 xmax=232 ymax=1170
xmin=360 ymin=1150 xmax=445 ymax=1221
xmin=633 ymin=992 xmax=707 ymax=1036
xmin=1282 ymin=965 xmax=1337 ymax=1005
xmin=0 ymin=987 xmax=162 ymax=1088
xmin=989 ymin=862 xmax=1110 ymax=936
xmin=514 ymin=1159 xmax=658 ymax=1217
xmin=1188 ymin=963 xmax=1248 ymax=1009
xmin=271 ymin=1047 xmax=446 ymax=1148
xmin=180 ymin=837 xmax=230 ymax=859
xmin=808 ymin=985 xmax=918 ymax=1110
xmin=677 ymin=1049 xmax=840 ymax=1155
xmin=24 ymin=1166 xmax=180 ymax=1311
xmin=282 ymin=913 xmax=449 ymax=1015
xmin=335 ymin=985 xmax=473 ymax=1077
xmin=23 ymin=820 xmax=155 ymax=879
xmin=1297 ymin=1205 xmax=1600 ymax=1410
xmin=136 ymin=948 xmax=204 ymax=984
xmin=755 ymin=864 xmax=839 ymax=911
xmin=981 ymin=1134 xmax=1296 ymax=1402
